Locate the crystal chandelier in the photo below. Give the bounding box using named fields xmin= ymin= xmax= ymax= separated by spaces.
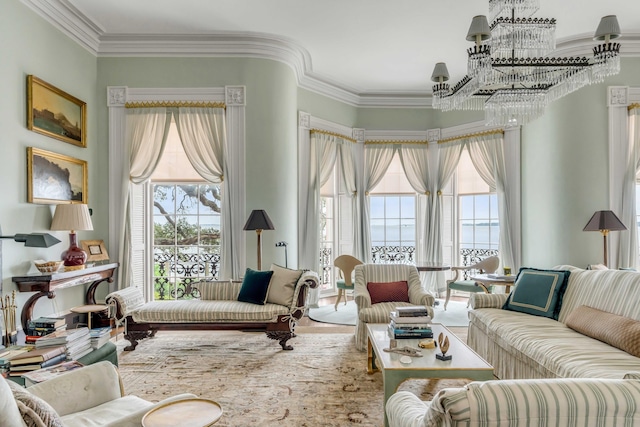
xmin=430 ymin=0 xmax=621 ymax=127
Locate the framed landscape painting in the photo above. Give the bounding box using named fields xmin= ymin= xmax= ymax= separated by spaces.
xmin=27 ymin=75 xmax=86 ymax=147
xmin=27 ymin=147 xmax=87 ymax=204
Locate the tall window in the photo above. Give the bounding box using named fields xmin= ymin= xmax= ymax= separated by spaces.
xmin=456 ymin=149 xmax=499 ymax=266
xmin=150 ymin=120 xmax=222 ymax=300
xmin=369 ymin=154 xmax=417 ymax=264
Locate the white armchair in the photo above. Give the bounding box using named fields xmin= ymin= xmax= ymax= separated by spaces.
xmin=2 ymin=361 xmax=197 ymax=427
xmin=354 ymin=264 xmax=435 ymax=351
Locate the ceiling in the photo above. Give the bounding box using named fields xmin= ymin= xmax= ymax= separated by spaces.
xmin=26 ymin=0 xmax=640 ymax=105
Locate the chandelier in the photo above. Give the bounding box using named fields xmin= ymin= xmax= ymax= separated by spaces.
xmin=430 ymin=0 xmax=621 ymax=127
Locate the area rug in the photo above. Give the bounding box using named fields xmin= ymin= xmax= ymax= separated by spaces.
xmin=432 ymin=299 xmax=470 ymax=327
xmin=116 ymin=329 xmax=469 ymax=426
xmin=308 ymin=300 xmax=357 ymax=325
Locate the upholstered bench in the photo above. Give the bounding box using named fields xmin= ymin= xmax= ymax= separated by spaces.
xmin=107 ymin=266 xmax=319 ymax=351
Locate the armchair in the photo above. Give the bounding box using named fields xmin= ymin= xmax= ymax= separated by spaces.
xmin=2 ymin=361 xmax=197 ymax=427
xmin=354 ymin=264 xmax=435 ymax=351
xmin=444 ymin=255 xmax=499 ymax=310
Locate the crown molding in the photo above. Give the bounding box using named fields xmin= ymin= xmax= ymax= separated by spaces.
xmin=20 ymin=0 xmax=640 ymax=109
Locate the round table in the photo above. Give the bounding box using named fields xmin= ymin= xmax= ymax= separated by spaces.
xmin=142 ymin=398 xmax=223 ymax=427
xmin=69 ymin=304 xmax=109 ymax=329
xmin=416 ymin=263 xmax=451 ymax=272
xmin=471 ymin=274 xmax=516 ymax=294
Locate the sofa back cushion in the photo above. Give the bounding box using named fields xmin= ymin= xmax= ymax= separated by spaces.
xmin=556 ymin=267 xmax=640 ymax=324
xmin=566 ymin=305 xmax=640 ymax=358
xmin=502 ymin=267 xmax=570 ymax=320
xmin=266 ymin=264 xmax=302 ymax=307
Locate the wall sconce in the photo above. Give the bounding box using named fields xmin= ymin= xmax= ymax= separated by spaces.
xmin=0 ymin=231 xmax=61 ymax=247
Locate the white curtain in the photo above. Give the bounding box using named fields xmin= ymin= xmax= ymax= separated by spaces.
xmin=425 ymin=140 xmax=466 ymax=295
xmin=302 ymin=132 xmax=340 ymax=306
xmin=119 ymin=108 xmax=171 ymax=289
xmin=339 ymin=142 xmax=362 ymax=261
xmin=618 ymin=109 xmax=640 ymax=268
xmin=174 ymin=107 xmax=239 ymax=279
xmin=360 ymin=145 xmax=397 ymax=262
xmin=398 ymin=144 xmax=431 ymax=267
xmin=466 ymin=133 xmax=515 ymax=271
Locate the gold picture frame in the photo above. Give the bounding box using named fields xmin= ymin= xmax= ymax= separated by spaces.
xmin=27 ymin=75 xmax=86 ymax=147
xmin=27 ymin=147 xmax=88 ymax=204
xmin=81 ymin=240 xmax=109 ymax=262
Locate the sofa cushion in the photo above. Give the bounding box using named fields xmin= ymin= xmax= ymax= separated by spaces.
xmin=366 ymin=281 xmax=410 ymax=305
xmin=566 ymin=305 xmax=640 ymax=358
xmin=266 ymin=264 xmax=302 ymax=307
xmin=7 ymin=380 xmax=63 ymax=427
xmin=502 ymin=267 xmax=570 ymax=320
xmin=237 ymin=268 xmax=274 ymax=305
xmin=130 ymin=300 xmax=288 ymax=323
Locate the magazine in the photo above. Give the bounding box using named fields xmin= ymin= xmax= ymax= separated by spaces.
xmin=21 ymin=360 xmax=85 ymax=386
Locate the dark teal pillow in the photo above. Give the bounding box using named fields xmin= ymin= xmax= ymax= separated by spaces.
xmin=237 ymin=268 xmax=274 ymax=305
xmin=502 ymin=267 xmax=571 ymax=320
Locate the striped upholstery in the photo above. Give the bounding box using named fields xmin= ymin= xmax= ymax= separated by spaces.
xmin=130 ymin=300 xmax=287 ymax=323
xmin=387 ymin=379 xmax=640 ymax=427
xmin=193 ymin=280 xmax=240 ymax=301
xmin=468 ymin=265 xmax=640 ymax=380
xmin=106 ymin=286 xmax=145 ymax=317
xmin=470 ymin=293 xmax=508 ymax=309
xmin=354 ymin=264 xmax=435 ymax=351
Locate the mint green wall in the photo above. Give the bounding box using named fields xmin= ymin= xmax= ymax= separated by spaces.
xmin=297 ymin=88 xmax=358 ymax=127
xmin=97 ymin=58 xmax=299 ymax=269
xmin=521 ymin=57 xmax=640 ymax=268
xmin=0 ymin=2 xmax=100 ymax=320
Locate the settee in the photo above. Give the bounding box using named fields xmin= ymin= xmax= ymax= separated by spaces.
xmin=2 ymin=361 xmax=197 ymax=427
xmin=107 ymin=267 xmax=319 ymax=351
xmin=468 ymin=265 xmax=640 ymax=380
xmin=386 ymin=378 xmax=640 ymax=426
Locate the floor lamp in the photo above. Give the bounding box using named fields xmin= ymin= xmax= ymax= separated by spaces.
xmin=243 ymin=210 xmax=275 ymax=270
xmin=583 ymin=210 xmax=627 ymax=267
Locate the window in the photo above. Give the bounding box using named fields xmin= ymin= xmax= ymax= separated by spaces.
xmin=369 ymin=154 xmax=417 ymax=264
xmin=455 ymin=149 xmax=499 ymax=266
xmin=636 ymin=182 xmax=640 ymax=261
xmin=150 ymin=120 xmax=222 ymax=300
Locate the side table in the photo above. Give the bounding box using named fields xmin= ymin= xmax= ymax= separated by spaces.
xmin=69 ymin=304 xmax=109 ymax=329
xmin=142 ymin=398 xmax=223 ymax=427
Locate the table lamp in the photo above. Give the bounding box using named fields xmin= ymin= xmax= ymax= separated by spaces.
xmin=50 ymin=203 xmax=94 ymax=270
xmin=583 ymin=210 xmax=627 ymax=267
xmin=243 ymin=210 xmax=275 ymax=270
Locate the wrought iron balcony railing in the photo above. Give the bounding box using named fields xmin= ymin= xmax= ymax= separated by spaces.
xmin=153 ymin=248 xmax=220 ymax=300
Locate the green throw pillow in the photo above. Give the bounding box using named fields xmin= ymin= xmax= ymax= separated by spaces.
xmin=502 ymin=267 xmax=571 ymax=320
xmin=237 ymin=268 xmax=274 ymax=305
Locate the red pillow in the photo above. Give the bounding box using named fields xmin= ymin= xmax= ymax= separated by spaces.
xmin=367 ymin=281 xmax=410 ymax=304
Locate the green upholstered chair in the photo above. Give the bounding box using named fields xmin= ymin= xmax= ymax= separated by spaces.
xmin=444 ymin=256 xmax=499 ymax=310
xmin=333 ymin=255 xmax=363 ymax=310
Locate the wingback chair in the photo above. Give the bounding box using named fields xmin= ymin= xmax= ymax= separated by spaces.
xmin=354 ymin=264 xmax=435 ymax=351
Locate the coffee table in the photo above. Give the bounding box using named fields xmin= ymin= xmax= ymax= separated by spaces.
xmin=367 ymin=323 xmax=493 ymax=427
xmin=142 ymin=398 xmax=223 ymax=427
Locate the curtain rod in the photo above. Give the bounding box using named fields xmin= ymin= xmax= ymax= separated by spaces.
xmin=438 ymin=129 xmax=504 ymax=144
xmin=310 ymin=128 xmax=356 ymax=143
xmin=365 ymin=140 xmax=428 ymax=145
xmin=125 ymin=101 xmax=226 ymax=109
xmin=629 ymin=103 xmax=640 ymax=112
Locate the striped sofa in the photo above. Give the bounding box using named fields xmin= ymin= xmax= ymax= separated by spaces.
xmin=468 ymin=265 xmax=640 ymax=380
xmin=106 ymin=271 xmax=319 ymax=351
xmin=354 ymin=264 xmax=435 ymax=351
xmin=386 ymin=378 xmax=640 ymax=426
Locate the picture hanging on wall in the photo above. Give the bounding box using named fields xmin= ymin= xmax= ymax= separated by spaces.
xmin=27 ymin=147 xmax=87 ymax=204
xmin=27 ymin=75 xmax=86 ymax=147
xmin=81 ymin=240 xmax=109 ymax=262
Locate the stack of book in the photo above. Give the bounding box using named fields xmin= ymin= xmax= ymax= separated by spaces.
xmin=7 ymin=345 xmax=67 ymax=377
xmin=26 ymin=316 xmax=67 ymax=337
xmin=36 ymin=327 xmax=92 ymax=361
xmin=89 ymin=327 xmax=112 ymax=350
xmin=388 ymin=306 xmax=433 ymax=339
xmin=0 ymin=345 xmax=35 ymax=377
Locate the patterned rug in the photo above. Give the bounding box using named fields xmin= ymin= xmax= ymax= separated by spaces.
xmin=116 ymin=327 xmax=469 ymax=426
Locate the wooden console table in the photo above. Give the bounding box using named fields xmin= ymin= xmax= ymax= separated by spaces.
xmin=12 ymin=262 xmax=119 ymax=331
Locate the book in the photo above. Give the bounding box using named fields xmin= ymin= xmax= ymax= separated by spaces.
xmin=89 ymin=327 xmax=112 ymax=338
xmin=9 ymin=345 xmax=66 ymax=366
xmin=68 ymin=345 xmax=93 ymax=361
xmin=0 ymin=345 xmax=36 ymax=363
xmin=90 ymin=334 xmax=112 ymax=350
xmin=388 ymin=325 xmax=433 ymax=339
xmin=9 ymin=353 xmax=67 ymax=371
xmin=31 ymin=316 xmax=66 ymax=329
xmin=35 ymin=327 xmax=90 ymax=347
xmin=390 ymin=321 xmax=432 ymax=330
xmin=390 ymin=312 xmax=432 ymax=324
xmin=395 ymin=306 xmax=430 ymax=317
xmin=22 ymin=360 xmax=85 ymax=387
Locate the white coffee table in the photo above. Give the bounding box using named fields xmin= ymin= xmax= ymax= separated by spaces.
xmin=367 ymin=323 xmax=494 ymax=427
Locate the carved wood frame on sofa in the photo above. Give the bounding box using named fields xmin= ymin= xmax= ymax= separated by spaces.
xmin=106 ymin=271 xmax=319 ymax=351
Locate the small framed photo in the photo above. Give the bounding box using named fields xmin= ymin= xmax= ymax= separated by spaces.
xmin=27 ymin=75 xmax=86 ymax=147
xmin=27 ymin=147 xmax=87 ymax=204
xmin=81 ymin=240 xmax=109 ymax=262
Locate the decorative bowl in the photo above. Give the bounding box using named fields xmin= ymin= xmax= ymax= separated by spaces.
xmin=34 ymin=261 xmax=63 ymax=273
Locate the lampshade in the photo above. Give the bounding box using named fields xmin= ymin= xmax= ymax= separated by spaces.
xmin=583 ymin=210 xmax=627 ymax=232
xmin=243 ymin=210 xmax=275 ymax=231
xmin=430 ymin=62 xmax=450 ymax=82
xmin=594 ymin=15 xmax=621 ymax=41
xmin=50 ymin=204 xmax=94 ymax=232
xmin=466 ymin=15 xmax=491 ymax=42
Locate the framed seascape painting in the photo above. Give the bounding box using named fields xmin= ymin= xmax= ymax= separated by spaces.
xmin=27 ymin=75 xmax=86 ymax=147
xmin=27 ymin=147 xmax=88 ymax=204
